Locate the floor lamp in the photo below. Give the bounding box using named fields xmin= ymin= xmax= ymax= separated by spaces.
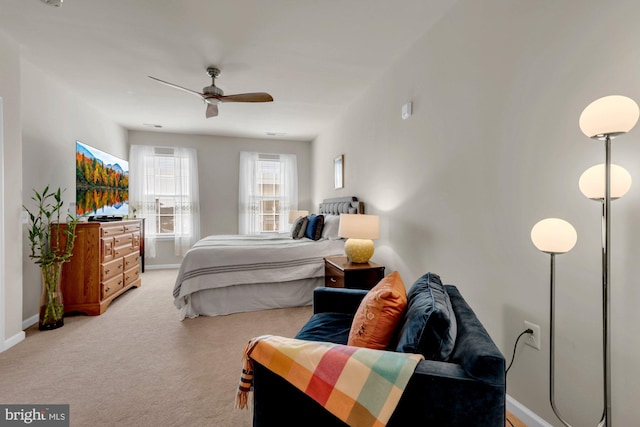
xmin=531 ymin=218 xmax=578 ymax=427
xmin=578 ymin=95 xmax=639 ymax=427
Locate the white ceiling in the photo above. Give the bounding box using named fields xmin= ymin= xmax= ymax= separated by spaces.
xmin=0 ymin=0 xmax=456 ymax=141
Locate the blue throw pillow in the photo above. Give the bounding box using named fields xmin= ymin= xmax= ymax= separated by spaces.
xmin=304 ymin=214 xmax=324 ymax=240
xmin=394 ymin=272 xmax=457 ymax=360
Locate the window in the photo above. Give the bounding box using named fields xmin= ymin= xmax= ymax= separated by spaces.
xmin=257 ymin=157 xmax=281 ymax=232
xmin=239 ymin=152 xmax=298 ymax=235
xmin=153 ymin=154 xmax=182 ymax=236
xmin=129 ymin=145 xmax=201 ymax=257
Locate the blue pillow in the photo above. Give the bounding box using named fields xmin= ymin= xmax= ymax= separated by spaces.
xmin=394 ymin=272 xmax=457 ymax=360
xmin=304 ymin=214 xmax=324 ymax=240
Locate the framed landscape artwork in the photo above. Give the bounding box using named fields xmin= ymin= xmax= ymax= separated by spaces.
xmin=334 ymin=154 xmax=344 ymax=189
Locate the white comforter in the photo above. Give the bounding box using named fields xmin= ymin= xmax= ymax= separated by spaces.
xmin=172 ymin=234 xmax=344 ymax=310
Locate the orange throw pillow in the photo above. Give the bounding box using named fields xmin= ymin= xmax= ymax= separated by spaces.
xmin=347 ymin=271 xmax=407 ymax=349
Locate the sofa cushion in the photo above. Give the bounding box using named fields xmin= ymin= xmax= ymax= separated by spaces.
xmin=395 ymin=272 xmax=457 ymax=360
xmin=347 ymin=271 xmax=407 ymax=350
xmin=445 ymin=285 xmax=505 ymax=384
xmin=295 ymin=312 xmax=353 ymax=345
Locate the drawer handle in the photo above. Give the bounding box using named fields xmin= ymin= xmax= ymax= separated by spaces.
xmin=105 ymin=269 xmax=110 ymax=274
xmin=330 ymin=277 xmax=337 ymax=283
xmin=105 ymin=286 xmax=110 ymax=293
xmin=118 ymin=280 xmax=123 ymax=285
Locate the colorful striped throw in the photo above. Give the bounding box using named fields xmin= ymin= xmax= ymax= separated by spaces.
xmin=236 ymin=335 xmax=423 ymax=427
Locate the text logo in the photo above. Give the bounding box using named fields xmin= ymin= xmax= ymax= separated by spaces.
xmin=0 ymin=405 xmax=69 ymax=426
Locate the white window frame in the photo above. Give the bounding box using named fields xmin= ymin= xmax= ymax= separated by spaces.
xmin=239 ymin=152 xmax=298 ymax=235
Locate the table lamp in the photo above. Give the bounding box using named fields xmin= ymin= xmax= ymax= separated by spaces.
xmin=288 ymin=210 xmax=309 ymax=224
xmin=338 ymin=214 xmax=379 ymax=263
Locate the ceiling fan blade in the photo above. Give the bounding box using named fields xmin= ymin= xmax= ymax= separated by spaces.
xmin=148 ymin=76 xmax=205 ymax=99
xmin=219 ymin=92 xmax=274 ymax=103
xmin=206 ymin=103 xmax=219 ymax=118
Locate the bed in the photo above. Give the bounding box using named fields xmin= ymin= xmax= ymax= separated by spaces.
xmin=172 ymin=197 xmax=364 ymax=318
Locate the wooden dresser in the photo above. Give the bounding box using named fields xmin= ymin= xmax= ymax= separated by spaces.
xmin=59 ymin=220 xmax=142 ymax=315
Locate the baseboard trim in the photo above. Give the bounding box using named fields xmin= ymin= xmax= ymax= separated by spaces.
xmin=2 ymin=330 xmax=25 ymax=353
xmin=145 ymin=264 xmax=181 ymax=270
xmin=506 ymin=394 xmax=553 ymax=427
xmin=22 ymin=314 xmax=38 ymax=330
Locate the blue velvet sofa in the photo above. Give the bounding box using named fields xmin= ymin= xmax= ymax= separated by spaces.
xmin=252 ymin=273 xmax=506 ymax=427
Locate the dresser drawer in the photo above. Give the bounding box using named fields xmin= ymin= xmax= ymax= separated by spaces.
xmin=114 ymin=244 xmax=134 ymax=258
xmin=101 ymin=224 xmax=125 ymax=237
xmin=124 ymin=266 xmax=140 ymax=286
xmin=101 ymin=258 xmax=124 ymax=282
xmin=102 ymin=274 xmax=124 ymax=300
xmin=324 ymin=263 xmax=345 ymax=288
xmin=101 ymin=237 xmax=115 ymax=262
xmin=114 ymin=233 xmax=133 ymax=246
xmin=131 ymin=232 xmax=141 ymax=249
xmin=123 ymin=251 xmax=140 ymax=270
xmin=125 ymin=223 xmax=141 ymax=233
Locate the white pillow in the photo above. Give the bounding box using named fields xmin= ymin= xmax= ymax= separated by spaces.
xmin=321 ymin=215 xmax=341 ymax=240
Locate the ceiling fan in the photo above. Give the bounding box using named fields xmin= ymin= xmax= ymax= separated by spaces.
xmin=148 ymin=67 xmax=273 ymax=118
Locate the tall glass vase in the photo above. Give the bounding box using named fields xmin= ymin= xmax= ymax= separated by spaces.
xmin=39 ymin=263 xmax=64 ymax=331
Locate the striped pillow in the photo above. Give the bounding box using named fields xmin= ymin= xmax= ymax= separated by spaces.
xmin=290 ymin=216 xmax=308 ymax=239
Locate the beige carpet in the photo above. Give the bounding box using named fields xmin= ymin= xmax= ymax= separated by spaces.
xmin=0 ymin=269 xmax=313 ymax=427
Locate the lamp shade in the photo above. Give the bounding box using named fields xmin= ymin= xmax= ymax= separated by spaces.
xmin=338 ymin=214 xmax=379 ymax=239
xmin=531 ymin=218 xmax=577 ymax=254
xmin=288 ymin=210 xmax=309 ymax=223
xmin=579 ymin=95 xmax=639 ymax=139
xmin=579 ymin=164 xmax=632 ymax=200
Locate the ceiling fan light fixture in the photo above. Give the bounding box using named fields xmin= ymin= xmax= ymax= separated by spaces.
xmin=148 ymin=67 xmax=273 ymax=119
xmin=204 ymin=97 xmax=221 ymax=105
xmin=40 ymin=0 xmax=63 ymax=7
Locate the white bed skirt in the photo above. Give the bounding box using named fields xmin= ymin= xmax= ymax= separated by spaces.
xmin=179 ymin=277 xmax=324 ymax=319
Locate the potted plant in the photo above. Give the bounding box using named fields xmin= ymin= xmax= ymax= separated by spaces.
xmin=24 ymin=186 xmax=78 ymax=330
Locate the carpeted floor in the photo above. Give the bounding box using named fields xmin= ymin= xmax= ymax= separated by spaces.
xmin=0 ymin=269 xmax=312 ymax=426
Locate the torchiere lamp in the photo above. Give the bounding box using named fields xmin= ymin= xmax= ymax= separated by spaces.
xmin=531 ymin=218 xmax=578 ymax=427
xmin=338 ymin=214 xmax=379 ymax=263
xmin=579 ymin=95 xmax=639 ymax=427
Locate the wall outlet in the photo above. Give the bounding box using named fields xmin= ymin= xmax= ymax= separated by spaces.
xmin=524 ymin=321 xmax=541 ymax=350
xmin=21 ymin=210 xmax=29 ymax=225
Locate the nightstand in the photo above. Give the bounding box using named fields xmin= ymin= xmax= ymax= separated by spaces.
xmin=324 ymin=256 xmax=385 ymax=290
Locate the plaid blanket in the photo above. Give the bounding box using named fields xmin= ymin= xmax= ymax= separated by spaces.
xmin=237 ymin=335 xmax=423 ymax=427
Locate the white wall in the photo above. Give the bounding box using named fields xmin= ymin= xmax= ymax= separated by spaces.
xmin=312 ymin=1 xmax=640 ymax=425
xmin=20 ymin=60 xmax=128 ymax=323
xmin=128 ymin=131 xmax=312 ymax=266
xmin=0 ymin=33 xmax=24 ymax=351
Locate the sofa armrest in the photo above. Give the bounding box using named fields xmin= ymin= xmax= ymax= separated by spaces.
xmin=312 ymin=287 xmax=368 ymax=315
xmin=252 ymin=358 xmax=505 ymax=427
xmin=388 ymin=359 xmax=505 ymax=426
